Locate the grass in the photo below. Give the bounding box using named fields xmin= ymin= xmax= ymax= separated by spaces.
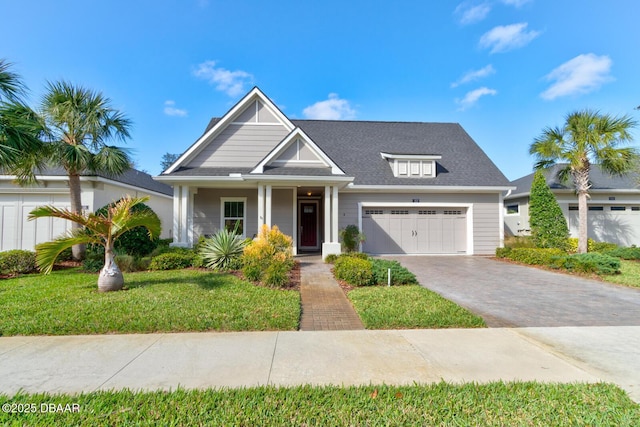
xmin=601 ymin=260 xmax=640 ymax=289
xmin=1 ymin=383 xmax=637 ymax=425
xmin=348 ymin=285 xmax=486 ymax=329
xmin=0 ymin=269 xmax=300 ymax=336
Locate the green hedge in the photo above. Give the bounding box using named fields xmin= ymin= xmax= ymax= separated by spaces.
xmin=558 ymin=253 xmax=621 ymax=275
xmin=0 ymin=250 xmax=37 ymax=275
xmin=507 ymin=248 xmax=566 ymax=265
xmin=370 ymin=259 xmax=418 ymax=286
xmin=149 ymin=252 xmax=196 ymax=270
xmin=604 ymin=247 xmax=640 ymax=260
xmin=334 ymin=256 xmax=373 ymax=286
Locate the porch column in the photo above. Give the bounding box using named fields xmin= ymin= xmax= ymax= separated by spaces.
xmin=265 ymin=184 xmax=272 ymax=227
xmin=324 ymin=185 xmax=331 ymax=244
xmin=257 ymin=183 xmax=264 ymax=231
xmin=332 ymin=185 xmax=339 ymax=242
xmin=171 ymin=185 xmax=189 ymax=247
xmin=292 ymin=188 xmax=297 ymax=255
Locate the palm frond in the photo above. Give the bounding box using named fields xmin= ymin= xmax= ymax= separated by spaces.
xmin=28 ymin=205 xmax=91 ymax=226
xmin=91 ymin=145 xmax=132 ymax=175
xmin=0 ymin=59 xmax=27 ymax=103
xmin=35 ymin=232 xmax=100 ymax=274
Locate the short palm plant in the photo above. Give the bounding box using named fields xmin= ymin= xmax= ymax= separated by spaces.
xmin=28 ymin=196 xmax=161 ymax=292
xmin=200 ymin=224 xmax=247 ymax=271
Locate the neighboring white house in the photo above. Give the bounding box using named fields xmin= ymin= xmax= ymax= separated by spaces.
xmin=0 ymin=167 xmax=173 ymax=251
xmin=505 ymin=165 xmax=640 ymax=246
xmin=155 ymin=87 xmax=512 ymax=257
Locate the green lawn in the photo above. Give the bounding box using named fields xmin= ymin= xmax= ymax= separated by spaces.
xmin=348 ymin=285 xmax=486 ymax=329
xmin=0 ymin=269 xmax=300 ymax=336
xmin=1 ymin=383 xmax=637 ymax=425
xmin=602 ymin=260 xmax=640 ymax=289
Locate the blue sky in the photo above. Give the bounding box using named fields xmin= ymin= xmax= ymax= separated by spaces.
xmin=2 ymin=0 xmax=638 ymax=180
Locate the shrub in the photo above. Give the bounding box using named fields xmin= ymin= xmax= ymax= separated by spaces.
xmin=370 ymin=259 xmax=417 ymax=285
xmin=324 ymin=254 xmax=339 ymax=264
xmin=495 ymin=247 xmax=512 ymax=258
xmin=199 ymin=227 xmax=247 ymax=271
xmin=507 ymin=248 xmax=566 ymax=265
xmin=339 ymin=225 xmax=365 ymax=252
xmin=342 ymin=252 xmax=369 ymax=260
xmin=529 ymin=170 xmax=569 ymax=250
xmin=94 ymin=200 xmax=161 ymax=257
xmin=149 ymin=252 xmax=195 ymax=270
xmin=241 ymin=225 xmax=294 ymax=287
xmin=567 ymin=238 xmax=617 ymax=254
xmin=114 ymin=254 xmax=137 ymax=273
xmin=0 ymin=250 xmax=37 ymax=275
xmin=561 ymin=253 xmax=621 ymax=275
xmin=334 ymin=256 xmax=373 ymax=286
xmin=604 ymin=247 xmax=640 ymax=260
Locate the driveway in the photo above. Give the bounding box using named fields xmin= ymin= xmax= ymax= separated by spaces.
xmin=385 ymin=256 xmax=640 ymax=327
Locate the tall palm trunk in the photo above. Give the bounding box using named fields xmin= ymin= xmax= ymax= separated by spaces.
xmin=98 ymin=241 xmax=123 ymax=292
xmin=68 ymin=173 xmax=86 ymax=260
xmin=573 ymin=168 xmax=590 ymax=254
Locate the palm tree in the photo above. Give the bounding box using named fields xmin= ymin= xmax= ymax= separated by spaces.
xmin=29 ymin=196 xmax=161 ymax=292
xmin=0 ymin=59 xmax=44 ymax=174
xmin=530 ymin=109 xmax=638 ymax=253
xmin=40 ymin=80 xmax=133 ymax=260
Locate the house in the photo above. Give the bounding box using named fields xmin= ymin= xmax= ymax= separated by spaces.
xmin=156 ymin=87 xmax=511 ymax=257
xmin=504 ymin=165 xmax=640 ymax=246
xmin=0 ymin=167 xmax=173 ymax=251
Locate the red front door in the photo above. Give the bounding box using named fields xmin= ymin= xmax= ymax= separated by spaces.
xmin=300 ymin=202 xmax=318 ymax=248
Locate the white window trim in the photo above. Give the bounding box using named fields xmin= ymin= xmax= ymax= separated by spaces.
xmin=505 ymin=203 xmax=519 ymax=215
xmin=220 ymin=197 xmax=247 ymax=238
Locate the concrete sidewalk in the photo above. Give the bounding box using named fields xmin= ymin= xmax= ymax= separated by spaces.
xmin=2 ymin=327 xmax=638 ymax=402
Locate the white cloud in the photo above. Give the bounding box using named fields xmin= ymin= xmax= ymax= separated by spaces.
xmin=501 ymin=0 xmax=532 ymax=7
xmin=302 ymin=93 xmax=356 ymax=120
xmin=479 ymin=22 xmax=541 ymax=53
xmin=451 ymin=64 xmax=495 ymax=88
xmin=540 ymin=53 xmax=613 ymax=100
xmin=455 ymin=1 xmax=492 ymax=25
xmin=193 ymin=60 xmax=254 ymax=97
xmin=163 ymin=100 xmax=187 ymax=117
xmin=456 ymin=87 xmax=497 ymax=111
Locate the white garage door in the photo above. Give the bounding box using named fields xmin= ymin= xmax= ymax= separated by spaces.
xmin=0 ymin=194 xmax=71 ymax=251
xmin=568 ymin=205 xmax=640 ymax=246
xmin=362 ymin=207 xmax=467 ymax=254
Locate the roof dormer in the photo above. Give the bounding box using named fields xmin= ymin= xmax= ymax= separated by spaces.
xmin=381 ymin=153 xmax=441 ymax=178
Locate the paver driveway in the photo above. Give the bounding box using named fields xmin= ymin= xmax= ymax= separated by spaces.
xmin=385 ymin=256 xmax=640 ymax=327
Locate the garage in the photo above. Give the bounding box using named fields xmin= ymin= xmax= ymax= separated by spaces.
xmin=0 ymin=194 xmax=71 ymax=252
xmin=361 ymin=207 xmax=467 ymax=254
xmin=567 ymin=205 xmax=640 ymax=246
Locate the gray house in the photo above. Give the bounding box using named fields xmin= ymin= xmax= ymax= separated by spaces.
xmin=504 ymin=165 xmax=640 ymax=246
xmin=156 ymin=87 xmax=511 ymax=257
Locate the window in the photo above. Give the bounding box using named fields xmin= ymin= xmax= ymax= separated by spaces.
xmin=568 ymin=206 xmax=578 ymax=211
xmin=506 ymin=204 xmax=519 ymax=215
xmin=381 ymin=153 xmax=440 ymax=178
xmin=632 ymin=207 xmax=640 ymax=212
xmin=221 ymin=198 xmax=246 ymax=237
xmin=588 ymin=206 xmax=604 ymax=211
xmin=611 ymin=206 xmax=626 ymax=211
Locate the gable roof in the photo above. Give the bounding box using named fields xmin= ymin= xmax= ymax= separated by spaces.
xmin=1 ymin=166 xmax=173 ymax=196
xmin=163 ymin=87 xmax=293 ymax=174
xmin=508 ymin=164 xmax=640 ymax=198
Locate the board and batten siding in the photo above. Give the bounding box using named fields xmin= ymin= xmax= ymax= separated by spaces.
xmin=338 ymin=192 xmax=502 ymax=255
xmin=186 ymin=124 xmax=290 ymax=169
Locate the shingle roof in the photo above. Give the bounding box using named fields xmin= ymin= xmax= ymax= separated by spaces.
xmin=508 ymin=164 xmax=640 ymax=196
xmin=14 ymin=166 xmax=173 ymax=196
xmin=168 ymin=119 xmax=510 ymax=187
xmin=292 ymin=120 xmax=509 ymax=186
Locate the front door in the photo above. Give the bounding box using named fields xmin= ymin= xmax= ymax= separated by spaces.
xmin=299 ymin=201 xmax=319 ymax=249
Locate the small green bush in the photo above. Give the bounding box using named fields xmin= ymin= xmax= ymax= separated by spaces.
xmin=567 ymin=238 xmax=617 ymax=254
xmin=334 ymin=256 xmax=373 ymax=286
xmin=263 ymin=260 xmax=290 ymax=287
xmin=324 ymin=254 xmax=339 ymax=264
xmin=370 ymin=259 xmax=417 ymax=285
xmin=604 ymin=247 xmax=640 ymax=260
xmin=342 ymin=252 xmax=369 ymax=260
xmin=561 ymin=253 xmax=621 ymax=275
xmin=149 ymin=252 xmax=195 ymax=270
xmin=495 ymin=247 xmax=512 ymax=258
xmin=339 ymin=225 xmax=365 ymax=252
xmin=136 ymin=256 xmax=152 ymax=271
xmin=507 ymin=248 xmax=566 ymax=265
xmin=0 ymin=250 xmax=37 ymax=275
xmin=114 ymin=254 xmax=137 ymax=273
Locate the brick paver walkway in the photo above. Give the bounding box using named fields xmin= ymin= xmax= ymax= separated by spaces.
xmin=298 ymin=256 xmax=365 ymax=331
